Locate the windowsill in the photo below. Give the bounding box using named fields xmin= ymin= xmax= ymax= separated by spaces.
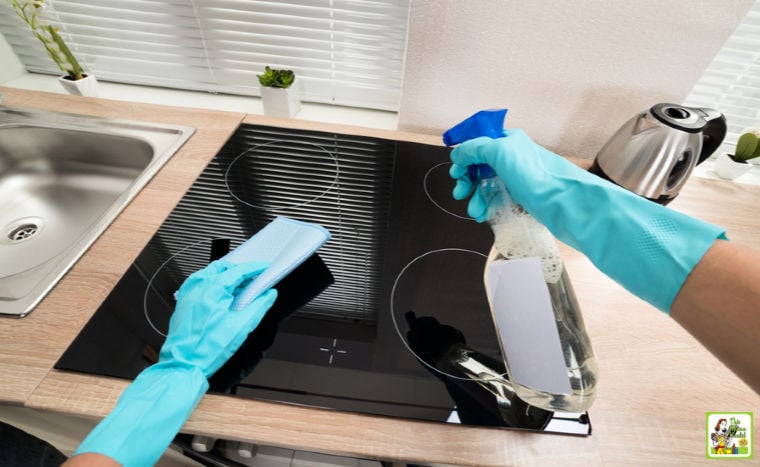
xmin=1 ymin=73 xmax=399 ymax=131
xmin=9 ymin=74 xmax=754 ymax=186
xmin=692 ymin=158 xmax=760 ymax=186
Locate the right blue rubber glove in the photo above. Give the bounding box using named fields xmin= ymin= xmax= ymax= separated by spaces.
xmin=450 ymin=129 xmax=726 ymax=312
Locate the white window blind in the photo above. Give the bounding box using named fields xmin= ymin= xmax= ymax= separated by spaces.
xmin=685 ymin=0 xmax=760 ymax=153
xmin=150 ymin=123 xmax=397 ymax=324
xmin=0 ymin=0 xmax=410 ymax=110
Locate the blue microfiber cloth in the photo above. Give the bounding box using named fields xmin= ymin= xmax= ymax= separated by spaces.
xmin=223 ymin=216 xmax=331 ymax=311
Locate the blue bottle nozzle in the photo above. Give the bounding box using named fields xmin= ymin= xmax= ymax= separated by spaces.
xmin=442 ymin=108 xmax=507 ymax=146
xmin=443 ymin=108 xmax=507 ymax=181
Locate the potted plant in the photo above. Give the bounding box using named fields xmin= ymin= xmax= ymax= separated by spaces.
xmin=715 ymin=129 xmax=760 ymax=180
xmin=257 ymin=66 xmax=300 ymax=118
xmin=9 ymin=0 xmax=98 ymax=97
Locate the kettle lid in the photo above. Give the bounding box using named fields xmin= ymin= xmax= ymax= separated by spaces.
xmin=650 ymin=103 xmax=710 ymax=133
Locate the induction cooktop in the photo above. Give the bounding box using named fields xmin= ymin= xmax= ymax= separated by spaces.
xmin=56 ymin=123 xmax=590 ymax=436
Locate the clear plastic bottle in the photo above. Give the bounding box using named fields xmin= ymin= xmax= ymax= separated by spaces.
xmin=478 ymin=166 xmax=598 ymax=412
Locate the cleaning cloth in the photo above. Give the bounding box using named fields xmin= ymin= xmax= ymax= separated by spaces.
xmin=223 ymin=216 xmax=331 ymax=311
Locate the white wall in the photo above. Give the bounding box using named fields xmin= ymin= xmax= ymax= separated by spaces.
xmin=398 ymin=0 xmax=754 ymax=158
xmin=0 ymin=32 xmax=25 ymax=84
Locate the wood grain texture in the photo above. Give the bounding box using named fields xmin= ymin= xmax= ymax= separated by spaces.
xmin=30 ymin=370 xmax=602 ymax=467
xmin=243 ymin=113 xmax=443 ymax=146
xmin=5 ymin=87 xmax=760 ymax=465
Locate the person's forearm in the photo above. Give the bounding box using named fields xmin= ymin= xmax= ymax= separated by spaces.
xmin=671 ymin=240 xmax=760 ymax=393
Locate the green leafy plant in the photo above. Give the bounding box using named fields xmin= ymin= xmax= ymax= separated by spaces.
xmin=257 ymin=66 xmax=295 ymax=89
xmin=732 ymin=130 xmax=760 ymax=163
xmin=9 ymin=0 xmax=85 ymax=80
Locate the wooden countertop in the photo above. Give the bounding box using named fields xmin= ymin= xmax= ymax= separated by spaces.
xmin=2 ymin=87 xmax=759 ymax=466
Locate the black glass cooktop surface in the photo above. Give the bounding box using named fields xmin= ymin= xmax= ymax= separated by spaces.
xmin=56 ymin=124 xmax=590 ymax=435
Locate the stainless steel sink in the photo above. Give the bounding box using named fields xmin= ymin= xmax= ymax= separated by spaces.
xmin=0 ymin=106 xmax=195 ymax=317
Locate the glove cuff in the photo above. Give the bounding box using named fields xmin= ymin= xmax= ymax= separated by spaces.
xmin=74 ymin=362 xmax=209 ymax=467
xmin=523 ymin=155 xmax=726 ymax=312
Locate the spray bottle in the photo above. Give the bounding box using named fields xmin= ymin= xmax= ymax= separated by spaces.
xmin=444 ymin=109 xmax=598 ymax=412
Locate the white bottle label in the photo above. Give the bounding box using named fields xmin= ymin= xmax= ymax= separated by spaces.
xmin=485 ymin=257 xmax=573 ymax=395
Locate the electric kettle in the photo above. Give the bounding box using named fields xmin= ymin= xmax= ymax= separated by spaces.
xmin=589 ymin=103 xmax=726 ymax=204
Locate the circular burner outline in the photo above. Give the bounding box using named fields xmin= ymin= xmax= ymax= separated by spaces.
xmin=423 ymin=162 xmax=473 ymax=221
xmin=143 ymin=237 xmax=242 ymax=337
xmin=224 ymin=140 xmax=340 ymax=212
xmin=389 ymin=247 xmax=509 ymax=382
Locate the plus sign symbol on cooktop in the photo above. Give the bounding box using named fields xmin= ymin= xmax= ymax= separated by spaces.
xmin=319 ymin=338 xmax=348 ymax=365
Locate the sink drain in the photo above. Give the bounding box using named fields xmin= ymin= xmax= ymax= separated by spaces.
xmin=2 ymin=217 xmax=46 ymax=245
xmin=9 ymin=223 xmax=39 ymax=241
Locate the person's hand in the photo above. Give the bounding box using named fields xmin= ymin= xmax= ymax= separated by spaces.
xmin=72 ymin=260 xmax=277 ymax=467
xmin=448 ymin=128 xmax=725 ymax=312
xmin=161 ymin=259 xmax=278 ymax=377
xmin=450 ymin=129 xmax=609 ymax=226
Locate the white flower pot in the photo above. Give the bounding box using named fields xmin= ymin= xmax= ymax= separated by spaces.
xmin=58 ymin=74 xmax=99 ymax=97
xmin=714 ymin=152 xmax=753 ymax=180
xmin=260 ymin=83 xmax=300 ymax=118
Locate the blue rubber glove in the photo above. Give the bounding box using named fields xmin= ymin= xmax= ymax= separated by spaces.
xmin=450 ymin=129 xmax=726 ymax=312
xmin=74 ymin=260 xmax=278 ymax=467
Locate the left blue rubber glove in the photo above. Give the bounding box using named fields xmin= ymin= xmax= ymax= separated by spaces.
xmin=74 ymin=260 xmax=278 ymax=467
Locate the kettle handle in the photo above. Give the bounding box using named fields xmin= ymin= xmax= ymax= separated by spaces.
xmin=697 ymin=109 xmax=727 ymax=165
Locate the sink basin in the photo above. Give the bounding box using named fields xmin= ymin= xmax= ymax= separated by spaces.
xmin=0 ymin=106 xmax=195 ymax=317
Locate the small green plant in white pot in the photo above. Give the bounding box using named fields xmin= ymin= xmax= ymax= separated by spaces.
xmin=715 ymin=129 xmax=760 ymax=180
xmin=9 ymin=0 xmax=98 ymax=96
xmin=257 ymin=66 xmax=300 ymax=118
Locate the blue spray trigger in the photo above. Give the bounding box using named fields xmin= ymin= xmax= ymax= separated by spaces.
xmin=443 ymin=108 xmax=507 ymax=181
xmin=467 ymin=164 xmax=497 ymax=181
xmin=442 ymin=108 xmax=508 ymax=146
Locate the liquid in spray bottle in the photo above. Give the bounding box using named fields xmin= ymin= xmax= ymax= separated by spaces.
xmin=477 ymin=165 xmax=597 ymax=412
xmin=444 ymin=109 xmax=598 ymax=412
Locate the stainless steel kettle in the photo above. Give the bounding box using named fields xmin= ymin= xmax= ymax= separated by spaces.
xmin=589 ymin=103 xmax=726 ymax=204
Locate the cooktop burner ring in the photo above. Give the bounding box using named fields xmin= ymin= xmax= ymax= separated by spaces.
xmin=223 ymin=140 xmax=340 ymax=211
xmin=143 ymin=236 xmax=239 ymax=337
xmin=423 ymin=162 xmax=473 ymax=221
xmin=390 ymin=247 xmax=508 ymax=382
